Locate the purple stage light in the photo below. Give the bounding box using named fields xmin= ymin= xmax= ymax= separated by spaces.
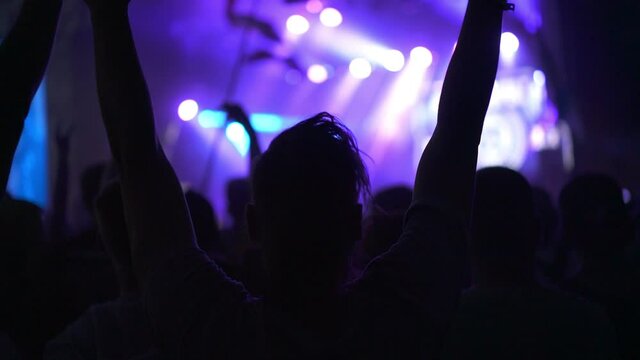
xmin=409 ymin=47 xmax=433 ymax=68
xmin=306 ymin=0 xmax=324 ymax=14
xmin=307 ymin=64 xmax=329 ymax=83
xmin=320 ymin=8 xmax=343 ymax=28
xmin=500 ymin=32 xmax=520 ymax=61
xmin=349 ymin=58 xmax=372 ymax=79
xmin=382 ymin=50 xmax=405 ymax=72
xmin=178 ymin=99 xmax=199 ymax=121
xmin=287 ymin=15 xmax=310 ymax=35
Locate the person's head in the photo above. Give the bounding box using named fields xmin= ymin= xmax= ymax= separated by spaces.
xmin=185 ymin=190 xmax=221 ymax=254
xmin=226 ymin=178 xmax=251 ymax=229
xmin=248 ymin=113 xmax=369 ymax=302
xmin=471 ymin=167 xmax=538 ymax=286
xmin=560 ymin=174 xmax=633 ymax=264
xmin=362 ymin=186 xmax=413 ymax=259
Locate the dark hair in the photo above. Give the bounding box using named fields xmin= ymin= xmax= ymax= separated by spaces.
xmin=560 ymin=173 xmax=632 ymax=257
xmin=471 ymin=167 xmax=537 ymax=279
xmin=252 ymin=112 xmax=369 ymax=210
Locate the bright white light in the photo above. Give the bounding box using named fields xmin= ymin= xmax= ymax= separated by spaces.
xmin=533 ymin=70 xmax=547 ymax=87
xmin=286 ymin=15 xmax=310 ymax=35
xmin=307 ymin=64 xmax=329 ymax=83
xmin=225 ymin=122 xmax=250 ymax=156
xmin=349 ymin=58 xmax=372 ymax=79
xmin=320 ymin=8 xmax=343 ymax=28
xmin=530 ymin=124 xmax=546 ymax=150
xmin=410 ymin=46 xmax=433 ymax=68
xmin=382 ymin=50 xmax=405 ymax=72
xmin=306 ymin=0 xmax=324 ymax=13
xmin=178 ymin=99 xmax=199 ymax=121
xmin=501 ymin=32 xmax=520 ymax=59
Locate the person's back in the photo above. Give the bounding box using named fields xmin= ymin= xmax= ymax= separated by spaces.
xmin=560 ymin=174 xmax=640 ymax=359
xmin=443 ymin=168 xmax=619 ymax=360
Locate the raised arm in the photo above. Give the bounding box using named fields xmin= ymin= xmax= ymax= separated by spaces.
xmin=0 ymin=0 xmax=62 ymax=196
xmin=413 ymin=0 xmax=509 ymax=224
xmin=84 ymin=0 xmax=197 ymax=284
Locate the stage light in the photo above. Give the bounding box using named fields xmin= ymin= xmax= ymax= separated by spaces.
xmin=286 ymin=15 xmax=310 ymax=35
xmin=409 ymin=46 xmax=433 ymax=68
xmin=500 ymin=32 xmax=520 ymax=60
xmin=382 ymin=50 xmax=405 ymax=72
xmin=320 ymin=8 xmax=343 ymax=28
xmin=197 ymin=110 xmax=226 ymax=129
xmin=533 ymin=70 xmax=546 ymax=87
xmin=349 ymin=58 xmax=372 ymax=79
xmin=251 ymin=113 xmax=284 ymax=133
xmin=623 ymin=188 xmax=632 ymax=204
xmin=225 ymin=122 xmax=250 ymax=156
xmin=307 ymin=64 xmax=329 ymax=83
xmin=178 ymin=99 xmax=199 ymax=121
xmin=530 ymin=124 xmax=546 ymax=150
xmin=306 ymin=0 xmax=324 ymax=14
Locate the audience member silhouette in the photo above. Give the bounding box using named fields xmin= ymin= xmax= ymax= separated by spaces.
xmin=357 ymin=186 xmax=412 ymax=273
xmin=79 ymin=0 xmax=508 ymax=357
xmin=561 ymin=174 xmax=640 ymax=359
xmin=531 ymin=186 xmax=564 ymax=285
xmin=46 ymin=181 xmax=157 ymax=358
xmin=0 ymin=0 xmax=62 ymax=357
xmin=443 ymin=167 xmax=619 ymax=359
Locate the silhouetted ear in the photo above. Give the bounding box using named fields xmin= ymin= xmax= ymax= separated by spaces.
xmin=246 ymin=203 xmax=259 ymax=243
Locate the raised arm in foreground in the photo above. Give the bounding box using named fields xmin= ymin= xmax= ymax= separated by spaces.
xmin=84 ymin=0 xmax=197 ymax=284
xmin=414 ymin=0 xmax=509 ymax=224
xmin=0 ymin=0 xmax=62 ymax=196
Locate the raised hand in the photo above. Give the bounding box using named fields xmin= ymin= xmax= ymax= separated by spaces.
xmin=223 ymin=103 xmax=262 ymax=162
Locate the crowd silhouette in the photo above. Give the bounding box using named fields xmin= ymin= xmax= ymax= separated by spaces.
xmin=1 ymin=0 xmax=638 ymax=358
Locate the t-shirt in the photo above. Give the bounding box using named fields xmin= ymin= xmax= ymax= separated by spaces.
xmin=442 ymin=286 xmax=619 ymax=360
xmin=144 ymin=203 xmax=467 ymax=359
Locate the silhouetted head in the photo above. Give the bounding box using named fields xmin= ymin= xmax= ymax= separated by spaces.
xmin=471 ymin=167 xmax=538 ymax=286
xmin=363 ymin=186 xmax=412 ymax=259
xmin=249 ymin=113 xmax=369 ymax=303
xmin=185 ymin=190 xmax=221 ymax=255
xmin=226 ymin=178 xmax=251 ymax=229
xmin=560 ymin=174 xmax=633 ymax=263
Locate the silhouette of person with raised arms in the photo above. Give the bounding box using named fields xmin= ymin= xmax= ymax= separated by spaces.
xmin=82 ymin=0 xmax=509 ymax=357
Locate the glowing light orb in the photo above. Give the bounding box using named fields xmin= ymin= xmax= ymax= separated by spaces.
xmin=349 ymin=58 xmax=372 ymax=79
xmin=533 ymin=70 xmax=547 ymax=87
xmin=197 ymin=110 xmax=226 ymax=129
xmin=530 ymin=124 xmax=546 ymax=150
xmin=320 ymin=8 xmax=343 ymax=28
xmin=307 ymin=64 xmax=329 ymax=83
xmin=225 ymin=122 xmax=250 ymax=156
xmin=286 ymin=15 xmax=310 ymax=35
xmin=306 ymin=0 xmax=324 ymax=14
xmin=178 ymin=99 xmax=199 ymax=121
xmin=382 ymin=50 xmax=405 ymax=72
xmin=410 ymin=46 xmax=433 ymax=68
xmin=500 ymin=32 xmax=520 ymax=59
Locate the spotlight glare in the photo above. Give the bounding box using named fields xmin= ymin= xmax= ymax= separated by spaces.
xmin=319 ymin=8 xmax=343 ymax=28
xmin=349 ymin=58 xmax=372 ymax=79
xmin=178 ymin=99 xmax=199 ymax=121
xmin=306 ymin=0 xmax=324 ymax=14
xmin=225 ymin=122 xmax=250 ymax=156
xmin=501 ymin=32 xmax=520 ymax=58
xmin=382 ymin=50 xmax=405 ymax=72
xmin=197 ymin=110 xmax=226 ymax=129
xmin=533 ymin=70 xmax=547 ymax=87
xmin=286 ymin=15 xmax=310 ymax=35
xmin=307 ymin=64 xmax=329 ymax=83
xmin=410 ymin=46 xmax=433 ymax=68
